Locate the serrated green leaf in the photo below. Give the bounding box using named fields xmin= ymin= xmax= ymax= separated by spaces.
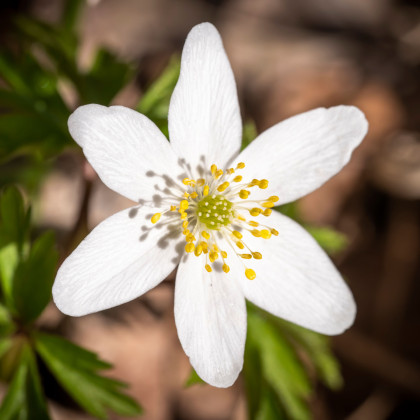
xmin=35 ymin=332 xmax=142 ymax=419
xmin=13 ymin=231 xmax=58 ymax=323
xmin=305 ymin=226 xmax=348 ymax=255
xmin=185 ymin=368 xmax=205 ymax=387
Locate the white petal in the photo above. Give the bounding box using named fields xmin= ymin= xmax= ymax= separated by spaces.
xmin=69 ymin=104 xmax=183 ymax=203
xmin=168 ymin=23 xmax=242 ymax=173
xmin=53 ymin=206 xmax=183 ymax=316
xmin=174 ymin=252 xmax=247 ymax=387
xmin=237 ymin=211 xmax=356 ymax=335
xmin=234 ymin=106 xmax=368 ymax=204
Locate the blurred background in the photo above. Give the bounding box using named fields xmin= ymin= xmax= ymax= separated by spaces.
xmin=0 ymin=0 xmax=419 ymax=419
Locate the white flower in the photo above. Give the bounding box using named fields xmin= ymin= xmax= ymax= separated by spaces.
xmin=53 ymin=22 xmax=368 ymax=388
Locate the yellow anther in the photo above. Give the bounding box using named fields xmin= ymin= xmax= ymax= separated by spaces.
xmin=239 ymin=190 xmax=250 ymax=199
xmin=186 ymin=233 xmax=196 ymax=242
xmin=183 ymin=192 xmax=190 ymax=198
xmin=271 ymin=228 xmax=279 ymax=236
xmin=205 ymin=264 xmax=212 ymax=272
xmin=252 ymin=252 xmax=262 ymax=260
xmin=248 ymin=221 xmax=259 ymax=227
xmin=194 ymin=244 xmax=203 ymax=256
xmin=268 ymin=196 xmax=279 ymax=203
xmin=237 ymin=214 xmax=246 ymax=221
xmin=215 ymin=169 xmax=223 ymax=178
xmin=182 ymin=178 xmax=191 ymax=185
xmin=185 ymin=243 xmax=195 ymax=253
xmin=240 ymin=254 xmax=252 ymax=259
xmin=202 ymin=231 xmax=210 ymax=240
xmin=203 ymin=185 xmax=209 ymax=196
xmin=260 ymin=229 xmax=272 ymax=239
xmin=236 ymin=241 xmax=245 ymax=249
xmin=233 ymin=175 xmax=242 ymax=183
xmin=236 ymin=162 xmax=245 ymax=169
xmin=180 ymin=200 xmax=189 ymax=210
xmin=183 ymin=229 xmax=190 ymax=235
xmin=249 ymin=179 xmax=259 ymax=187
xmin=211 ymin=164 xmax=217 ymax=175
xmin=223 ymin=264 xmax=230 ymax=273
xmin=262 ymin=209 xmax=272 ymax=217
xmin=197 ymin=178 xmax=205 ymax=186
xmin=180 ymin=212 xmax=188 ymax=220
xmin=170 ymin=205 xmax=177 ymax=211
xmin=221 ymin=251 xmax=227 ymax=258
xmin=251 ymin=229 xmax=261 ymax=237
xmin=182 ymin=220 xmax=189 ymax=229
xmin=201 ymin=242 xmax=209 ymax=254
xmin=250 ymin=208 xmax=262 ymax=217
xmin=189 ymin=180 xmax=196 ymax=186
xmin=217 ymin=182 xmax=230 ymax=192
xmin=227 ymin=168 xmax=235 ymax=175
xmin=151 ymin=213 xmax=161 ymax=224
xmin=262 ymin=202 xmax=275 ymax=208
xmin=259 ymin=179 xmax=269 ymax=189
xmin=245 ymin=268 xmax=256 ymax=280
xmin=209 ymin=251 xmax=218 ymax=263
xmin=232 ymin=230 xmax=243 ymax=239
xmin=212 ymin=244 xmax=219 ymax=252
xmin=190 ymin=192 xmax=198 ymax=199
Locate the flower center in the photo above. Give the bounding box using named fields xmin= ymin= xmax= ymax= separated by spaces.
xmin=197 ymin=194 xmax=233 ymax=230
xmin=150 ymin=162 xmax=279 ymax=280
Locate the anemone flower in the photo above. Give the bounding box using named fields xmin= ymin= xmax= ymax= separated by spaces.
xmin=53 ymin=22 xmax=368 ymax=387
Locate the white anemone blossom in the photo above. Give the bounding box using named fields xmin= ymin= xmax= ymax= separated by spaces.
xmin=53 ymin=22 xmax=368 ymax=387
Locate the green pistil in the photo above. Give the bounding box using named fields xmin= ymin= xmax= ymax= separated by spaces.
xmin=197 ymin=194 xmax=233 ymax=230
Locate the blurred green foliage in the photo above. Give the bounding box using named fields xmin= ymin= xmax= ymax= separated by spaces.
xmin=0 ymin=0 xmax=132 ymax=192
xmin=0 ymin=187 xmax=142 ymax=419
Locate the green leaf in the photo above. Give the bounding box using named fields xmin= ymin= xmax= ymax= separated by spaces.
xmin=275 ymin=319 xmax=343 ymax=390
xmin=185 ymin=368 xmax=205 ymax=387
xmin=0 ymin=243 xmax=19 ymax=311
xmin=243 ymin=334 xmax=263 ymax=418
xmin=137 ymin=56 xmax=180 ymax=116
xmin=255 ymin=383 xmax=288 ymax=420
xmin=0 ymin=343 xmax=50 ymax=420
xmin=13 ymin=231 xmax=58 ymax=323
xmin=0 ymin=337 xmax=13 ymax=359
xmin=275 ymin=202 xmax=300 ymax=222
xmin=305 ymin=226 xmax=348 ymax=255
xmin=0 ymin=305 xmax=15 ymax=338
xmin=0 ymin=186 xmax=28 ymax=248
xmin=241 ymin=120 xmax=258 ymax=151
xmin=35 ymin=332 xmax=142 ymax=419
xmin=137 ymin=56 xmax=180 ymax=138
xmin=247 ymin=309 xmax=312 ymax=420
xmin=0 ymin=354 xmax=27 ymax=419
